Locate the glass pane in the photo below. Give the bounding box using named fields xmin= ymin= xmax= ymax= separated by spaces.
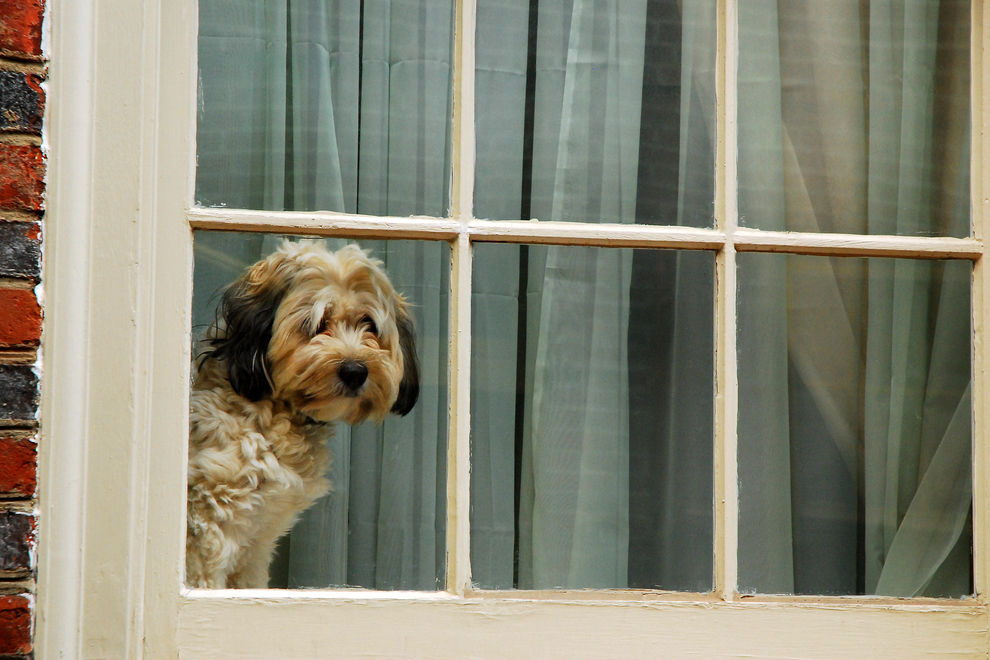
xmin=196 ymin=1 xmax=454 ymax=215
xmin=471 ymin=244 xmax=714 ymax=590
xmin=738 ymin=1 xmax=970 ymax=236
xmin=738 ymin=253 xmax=972 ymax=597
xmin=189 ymin=231 xmax=448 ymax=590
xmin=475 ymin=0 xmax=716 ymax=226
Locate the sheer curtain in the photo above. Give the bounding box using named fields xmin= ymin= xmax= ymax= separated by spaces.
xmin=195 ymin=0 xmax=972 ymax=594
xmin=472 ymin=0 xmax=716 ymax=590
xmin=738 ymin=0 xmax=972 ymax=596
xmin=195 ymin=0 xmax=453 ymax=589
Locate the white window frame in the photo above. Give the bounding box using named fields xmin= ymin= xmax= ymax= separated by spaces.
xmin=37 ymin=0 xmax=990 ymax=656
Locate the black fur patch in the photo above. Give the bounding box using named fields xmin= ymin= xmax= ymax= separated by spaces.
xmin=391 ymin=310 xmax=420 ymax=416
xmin=203 ymin=272 xmax=289 ymax=401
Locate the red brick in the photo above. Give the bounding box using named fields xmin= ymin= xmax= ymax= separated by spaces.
xmin=0 ymin=144 xmax=44 ymax=212
xmin=0 ymin=595 xmax=31 ymax=655
xmin=0 ymin=436 xmax=35 ymax=497
xmin=0 ymin=0 xmax=45 ymax=60
xmin=0 ymin=289 xmax=40 ymax=347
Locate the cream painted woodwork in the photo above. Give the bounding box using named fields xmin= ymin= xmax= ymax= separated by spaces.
xmin=38 ymin=0 xmax=990 ymax=657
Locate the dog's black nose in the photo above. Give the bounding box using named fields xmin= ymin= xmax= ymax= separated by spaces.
xmin=338 ymin=360 xmax=368 ymax=393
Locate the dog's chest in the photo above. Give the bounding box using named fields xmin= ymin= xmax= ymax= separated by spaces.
xmin=188 ymin=391 xmax=333 ymax=510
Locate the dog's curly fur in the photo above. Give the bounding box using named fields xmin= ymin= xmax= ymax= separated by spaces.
xmin=186 ymin=241 xmax=419 ymax=588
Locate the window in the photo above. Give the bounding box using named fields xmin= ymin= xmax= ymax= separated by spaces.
xmin=39 ymin=0 xmax=990 ymax=657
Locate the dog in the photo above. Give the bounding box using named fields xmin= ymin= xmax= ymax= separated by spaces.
xmin=185 ymin=241 xmax=419 ymax=588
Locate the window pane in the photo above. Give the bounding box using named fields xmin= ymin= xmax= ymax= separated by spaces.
xmin=189 ymin=231 xmax=448 ymax=590
xmin=738 ymin=253 xmax=972 ymax=597
xmin=475 ymin=0 xmax=716 ymax=226
xmin=196 ymin=1 xmax=454 ymax=215
xmin=738 ymin=1 xmax=970 ymax=236
xmin=471 ymin=244 xmax=714 ymax=590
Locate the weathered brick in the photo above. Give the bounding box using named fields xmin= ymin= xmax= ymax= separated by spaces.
xmin=0 ymin=289 xmax=40 ymax=348
xmin=0 ymin=0 xmax=45 ymax=61
xmin=0 ymin=365 xmax=37 ymax=424
xmin=0 ymin=510 xmax=32 ymax=572
xmin=0 ymin=221 xmax=41 ymax=280
xmin=0 ymin=436 xmax=35 ymax=497
xmin=0 ymin=71 xmax=44 ymax=135
xmin=0 ymin=594 xmax=31 ymax=655
xmin=0 ymin=144 xmax=44 ymax=212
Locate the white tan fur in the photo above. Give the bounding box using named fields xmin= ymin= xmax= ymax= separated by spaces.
xmin=186 ymin=242 xmax=419 ymax=588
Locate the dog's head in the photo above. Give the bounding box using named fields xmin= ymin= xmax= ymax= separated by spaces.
xmin=204 ymin=241 xmax=419 ymax=424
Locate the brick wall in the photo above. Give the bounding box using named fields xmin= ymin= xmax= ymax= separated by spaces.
xmin=0 ymin=0 xmax=45 ymax=656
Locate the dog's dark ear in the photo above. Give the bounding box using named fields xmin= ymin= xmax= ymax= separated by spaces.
xmin=205 ymin=256 xmax=291 ymax=401
xmin=391 ymin=308 xmax=420 ymax=416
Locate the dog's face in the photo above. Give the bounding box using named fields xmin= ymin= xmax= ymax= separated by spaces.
xmin=205 ymin=241 xmax=419 ymax=423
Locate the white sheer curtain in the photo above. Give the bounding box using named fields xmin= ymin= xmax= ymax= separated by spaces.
xmin=738 ymin=0 xmax=972 ymax=596
xmin=472 ymin=0 xmax=717 ymax=591
xmin=196 ymin=0 xmax=453 ymax=589
xmin=195 ymin=0 xmax=971 ymax=595
xmin=516 ymin=0 xmax=644 ymax=590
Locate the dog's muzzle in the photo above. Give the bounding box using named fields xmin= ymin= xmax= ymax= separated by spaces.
xmin=338 ymin=360 xmax=368 ymax=395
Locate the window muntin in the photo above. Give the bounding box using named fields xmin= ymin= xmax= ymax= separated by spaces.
xmin=737 ymin=0 xmax=971 ymax=237
xmin=474 ymin=0 xmax=717 ymax=226
xmin=738 ymin=253 xmax=972 ymax=597
xmin=470 ymin=243 xmax=714 ymax=591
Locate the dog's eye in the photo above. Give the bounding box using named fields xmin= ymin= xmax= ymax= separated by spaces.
xmin=361 ymin=315 xmax=378 ymax=336
xmin=315 ymin=318 xmax=328 ymax=335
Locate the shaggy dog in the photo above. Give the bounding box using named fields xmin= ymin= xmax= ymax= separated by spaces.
xmin=185 ymin=241 xmax=419 ymax=588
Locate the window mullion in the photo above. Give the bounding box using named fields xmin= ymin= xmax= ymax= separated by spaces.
xmin=450 ymin=0 xmax=476 ymax=222
xmin=714 ymin=0 xmax=739 ymax=601
xmin=446 ymin=232 xmax=473 ymax=596
xmin=971 ymin=0 xmax=989 ymax=601
xmin=446 ymin=0 xmax=477 ymax=596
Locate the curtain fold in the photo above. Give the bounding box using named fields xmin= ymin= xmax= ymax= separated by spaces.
xmin=518 ymin=0 xmax=644 ymax=590
xmin=739 ymin=0 xmax=971 ymax=596
xmin=474 ymin=0 xmax=716 ymax=591
xmin=196 ymin=0 xmax=971 ymax=595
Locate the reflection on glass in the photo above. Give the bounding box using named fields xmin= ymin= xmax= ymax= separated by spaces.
xmin=191 ymin=231 xmax=448 ymax=589
xmin=738 ymin=253 xmax=972 ymax=597
xmin=474 ymin=0 xmax=716 ymax=226
xmin=471 ymin=244 xmax=714 ymax=590
xmin=196 ymin=1 xmax=454 ymax=215
xmin=738 ymin=1 xmax=970 ymax=236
